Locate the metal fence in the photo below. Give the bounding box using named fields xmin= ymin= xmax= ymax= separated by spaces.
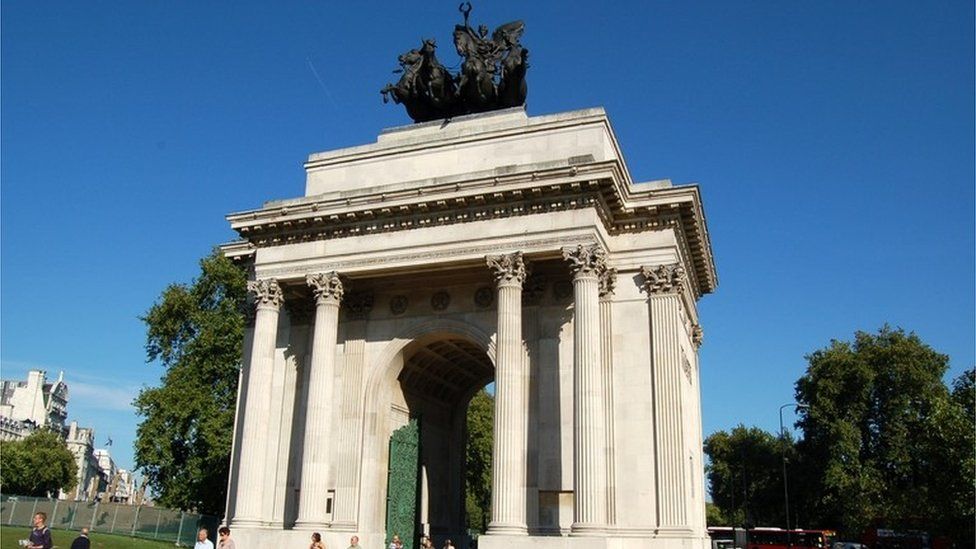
xmin=0 ymin=494 xmax=221 ymax=546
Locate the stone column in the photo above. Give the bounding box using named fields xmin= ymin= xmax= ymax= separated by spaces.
xmin=599 ymin=265 xmax=618 ymax=526
xmin=296 ymin=272 xmax=344 ymax=529
xmin=485 ymin=252 xmax=529 ymax=535
xmin=562 ymin=244 xmax=609 ymax=535
xmin=234 ymin=277 xmax=284 ymax=527
xmin=641 ymin=263 xmax=689 ymax=530
xmin=332 ymin=291 xmax=373 ymax=527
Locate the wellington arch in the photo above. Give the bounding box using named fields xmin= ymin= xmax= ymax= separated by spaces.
xmin=220 ymin=107 xmax=718 ymax=549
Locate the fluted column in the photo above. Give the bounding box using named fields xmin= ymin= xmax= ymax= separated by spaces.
xmin=485 ymin=252 xmax=529 ymax=535
xmin=296 ymin=272 xmax=344 ymax=529
xmin=563 ymin=244 xmax=609 ymax=535
xmin=641 ymin=264 xmax=689 ymax=529
xmin=233 ymin=278 xmax=284 ymax=527
xmin=599 ymin=265 xmax=617 ymax=527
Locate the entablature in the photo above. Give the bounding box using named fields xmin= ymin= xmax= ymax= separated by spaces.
xmin=226 ymin=159 xmax=716 ymax=296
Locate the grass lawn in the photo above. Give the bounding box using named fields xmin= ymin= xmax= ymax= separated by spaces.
xmin=1 ymin=526 xmax=180 ymax=549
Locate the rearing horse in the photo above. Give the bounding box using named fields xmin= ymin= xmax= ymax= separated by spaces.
xmin=381 ymin=49 xmax=434 ymax=121
xmin=418 ymin=39 xmax=456 ymax=115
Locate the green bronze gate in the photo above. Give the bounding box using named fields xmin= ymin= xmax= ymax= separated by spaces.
xmin=386 ymin=418 xmax=421 ymax=549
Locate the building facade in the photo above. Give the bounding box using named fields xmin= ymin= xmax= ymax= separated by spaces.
xmin=63 ymin=421 xmax=103 ymax=501
xmin=222 ymin=108 xmax=717 ymax=549
xmin=0 ymin=370 xmax=68 ymax=440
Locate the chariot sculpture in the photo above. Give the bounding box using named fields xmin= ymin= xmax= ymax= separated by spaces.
xmin=381 ymin=3 xmax=528 ymax=122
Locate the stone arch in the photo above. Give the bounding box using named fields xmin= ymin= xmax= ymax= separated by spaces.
xmin=357 ymin=317 xmax=497 ymax=543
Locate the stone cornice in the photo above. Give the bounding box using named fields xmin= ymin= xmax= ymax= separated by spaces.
xmin=225 ymin=160 xmax=716 ymax=297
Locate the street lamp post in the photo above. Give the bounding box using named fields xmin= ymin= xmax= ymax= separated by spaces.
xmin=779 ymin=403 xmax=809 ymax=547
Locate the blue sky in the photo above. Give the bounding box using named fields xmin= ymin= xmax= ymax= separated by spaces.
xmin=2 ymin=1 xmax=973 ymax=473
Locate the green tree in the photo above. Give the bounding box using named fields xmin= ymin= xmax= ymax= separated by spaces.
xmin=0 ymin=429 xmax=77 ymax=496
xmin=464 ymin=388 xmax=493 ymax=533
xmin=705 ymin=502 xmax=730 ymax=526
xmin=794 ymin=327 xmax=972 ymax=543
xmin=133 ymin=250 xmax=247 ymax=514
xmin=704 ymin=425 xmax=791 ymax=527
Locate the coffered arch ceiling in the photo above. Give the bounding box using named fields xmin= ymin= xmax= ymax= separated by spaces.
xmin=399 ymin=337 xmax=493 ymax=406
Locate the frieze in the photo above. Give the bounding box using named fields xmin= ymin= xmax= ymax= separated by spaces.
xmin=431 ymin=291 xmax=451 ymax=311
xmin=307 ymin=272 xmax=344 ymax=305
xmin=390 ymin=295 xmax=409 ymax=316
xmin=474 ymin=286 xmax=494 ymax=308
xmin=345 ymin=291 xmax=375 ymax=320
xmin=640 ymin=264 xmax=687 ymax=296
xmin=255 ymin=234 xmax=593 ymax=280
xmin=521 ymin=275 xmax=546 ymax=306
xmin=552 ymin=280 xmax=573 ymax=301
xmin=248 ymin=278 xmax=285 ymax=309
xmin=285 ymin=299 xmax=315 ymax=324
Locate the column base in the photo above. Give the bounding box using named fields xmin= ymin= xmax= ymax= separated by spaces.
xmin=486 ymin=522 xmax=529 ymax=535
xmin=229 ymin=517 xmax=263 ymax=528
xmin=293 ymin=520 xmax=331 ymax=530
xmin=571 ymin=523 xmax=609 ymax=536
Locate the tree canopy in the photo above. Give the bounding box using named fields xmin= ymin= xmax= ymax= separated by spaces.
xmin=704 ymin=424 xmax=792 ymax=527
xmin=794 ymin=327 xmax=972 ymax=540
xmin=704 ymin=327 xmax=973 ymax=547
xmin=133 ymin=250 xmax=248 ymax=515
xmin=0 ymin=428 xmax=77 ymax=497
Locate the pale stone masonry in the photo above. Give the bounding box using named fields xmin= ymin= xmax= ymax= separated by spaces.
xmin=0 ymin=369 xmax=68 ymax=439
xmin=221 ymin=107 xmax=717 ymax=549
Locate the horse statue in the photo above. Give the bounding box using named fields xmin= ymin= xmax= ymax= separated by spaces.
xmin=381 ymin=4 xmax=529 ymax=122
xmin=418 ymin=39 xmax=456 ymax=116
xmin=381 ymin=48 xmax=434 ymax=122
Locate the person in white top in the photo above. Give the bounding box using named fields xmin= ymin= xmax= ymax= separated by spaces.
xmin=194 ymin=528 xmax=215 ymax=549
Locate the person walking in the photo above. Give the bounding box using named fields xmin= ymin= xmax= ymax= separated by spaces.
xmin=69 ymin=527 xmax=91 ymax=549
xmin=310 ymin=532 xmax=326 ymax=549
xmin=217 ymin=526 xmax=236 ymax=549
xmin=346 ymin=535 xmax=362 ymax=549
xmin=194 ymin=528 xmax=215 ymax=549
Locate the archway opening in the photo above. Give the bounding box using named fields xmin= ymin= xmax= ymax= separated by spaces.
xmin=386 ymin=334 xmax=493 ymax=549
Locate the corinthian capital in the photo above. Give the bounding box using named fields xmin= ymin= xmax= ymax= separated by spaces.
xmin=561 ymin=244 xmax=607 ymax=278
xmin=486 ymin=252 xmax=528 ymax=286
xmin=640 ymin=263 xmax=687 ymax=295
xmin=307 ymin=271 xmax=344 ymax=305
xmin=248 ymin=278 xmax=285 ymax=309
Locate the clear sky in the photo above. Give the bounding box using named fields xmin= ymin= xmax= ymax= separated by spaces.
xmin=2 ymin=1 xmax=973 ymax=474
